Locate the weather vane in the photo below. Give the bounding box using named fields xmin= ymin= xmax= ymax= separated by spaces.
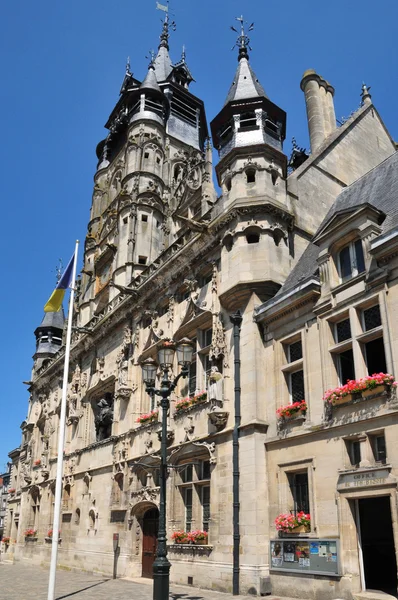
xmin=55 ymin=259 xmax=63 ymax=283
xmin=156 ymin=1 xmax=176 ymax=29
xmin=145 ymin=49 xmax=156 ymax=66
xmin=230 ymin=15 xmax=254 ymax=57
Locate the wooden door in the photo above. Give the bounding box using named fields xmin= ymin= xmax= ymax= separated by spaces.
xmin=142 ymin=508 xmax=159 ymax=578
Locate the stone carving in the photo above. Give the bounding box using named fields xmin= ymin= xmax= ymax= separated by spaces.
xmin=117 ymin=352 xmax=129 ymax=387
xmin=144 ymin=310 xmax=163 ymax=338
xmin=130 ymin=486 xmax=160 ymax=505
xmin=113 ymin=438 xmax=128 ymax=471
xmin=166 ymin=295 xmax=175 ymax=325
xmin=184 ymin=278 xmax=199 ymax=302
xmin=97 ymin=357 xmax=105 ymax=378
xmin=144 ymin=435 xmax=153 ymax=454
xmin=207 ymin=367 xmax=223 ymax=402
xmin=67 ymin=365 xmax=85 ymax=425
xmin=21 ymin=461 xmax=32 ymax=484
xmin=208 ymin=411 xmax=229 ymax=432
xmin=183 ymin=417 xmax=195 ymax=442
xmin=192 ymin=441 xmax=217 ymax=464
xmin=210 ymin=313 xmax=228 ymax=367
xmin=157 ymin=430 xmax=175 ymax=446
xmin=83 ymin=472 xmax=92 ymax=487
xmin=94 ymin=394 xmax=114 ymax=441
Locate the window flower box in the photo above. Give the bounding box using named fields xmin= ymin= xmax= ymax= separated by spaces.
xmin=24 ymin=528 xmax=38 ymax=542
xmin=136 ymin=410 xmax=159 ymax=425
xmin=275 ymin=512 xmax=311 ymax=534
xmin=171 ymin=531 xmax=189 ymax=544
xmin=47 ymin=529 xmax=61 ymax=539
xmin=8 ymin=488 xmax=16 ymax=494
xmin=33 ymin=459 xmax=41 ymax=467
xmin=174 ymin=392 xmax=208 ymax=414
xmin=277 ymin=400 xmax=307 ymax=420
xmin=362 ymin=384 xmax=387 ymax=399
xmin=323 ymin=373 xmax=397 ymax=407
xmin=2 ymin=537 xmax=11 ymax=545
xmin=171 ymin=530 xmax=209 ymax=545
xmin=24 ymin=528 xmax=37 ymax=538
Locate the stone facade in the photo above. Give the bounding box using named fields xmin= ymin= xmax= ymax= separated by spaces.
xmin=0 ymin=464 xmax=11 ymax=541
xmin=5 ymin=15 xmax=398 ymax=599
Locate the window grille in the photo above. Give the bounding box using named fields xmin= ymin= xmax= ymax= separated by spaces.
xmin=363 ymin=305 xmax=382 ymax=331
xmin=336 ymin=319 xmax=351 ymax=343
xmin=289 ymin=340 xmax=303 ymax=362
xmin=290 ymin=370 xmax=304 ymax=403
xmin=289 ymin=472 xmax=309 ymax=514
xmin=201 ymin=486 xmax=210 ymax=532
xmin=185 ymin=488 xmax=193 ymax=531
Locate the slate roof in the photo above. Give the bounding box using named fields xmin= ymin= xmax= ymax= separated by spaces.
xmin=224 ymin=57 xmax=268 ymax=106
xmin=153 ymin=46 xmax=173 ymax=82
xmin=276 ymin=150 xmax=398 ymax=296
xmin=37 ymin=310 xmax=65 ymax=331
xmin=140 ymin=66 xmax=162 ymax=93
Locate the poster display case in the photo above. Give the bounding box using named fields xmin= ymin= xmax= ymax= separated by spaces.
xmin=270 ymin=539 xmax=340 ymax=576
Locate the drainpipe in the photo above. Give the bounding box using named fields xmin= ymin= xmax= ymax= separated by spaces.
xmin=230 ymin=310 xmax=242 ymax=596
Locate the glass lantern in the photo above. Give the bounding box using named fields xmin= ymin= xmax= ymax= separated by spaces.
xmin=141 ymin=358 xmax=158 ymax=385
xmin=157 ymin=341 xmax=176 ymax=369
xmin=176 ymin=338 xmax=195 ymax=367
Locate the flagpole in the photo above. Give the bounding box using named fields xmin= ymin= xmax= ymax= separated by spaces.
xmin=47 ymin=240 xmax=79 ymax=600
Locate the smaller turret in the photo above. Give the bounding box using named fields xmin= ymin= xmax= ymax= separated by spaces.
xmin=129 ymin=62 xmax=169 ymax=127
xmin=33 ymin=310 xmax=64 ymax=369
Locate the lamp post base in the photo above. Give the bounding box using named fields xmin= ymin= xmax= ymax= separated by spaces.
xmin=153 ymin=556 xmax=171 ymax=600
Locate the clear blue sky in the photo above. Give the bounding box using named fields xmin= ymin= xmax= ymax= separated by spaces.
xmin=1 ymin=0 xmax=397 ymax=467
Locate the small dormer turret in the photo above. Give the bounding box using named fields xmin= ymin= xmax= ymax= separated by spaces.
xmin=33 ymin=310 xmax=64 ymax=370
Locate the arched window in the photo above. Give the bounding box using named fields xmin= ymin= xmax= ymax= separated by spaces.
xmin=246 ymin=168 xmax=256 ymax=184
xmin=173 ymin=164 xmax=183 ymax=183
xmin=338 ymin=239 xmax=365 ymax=282
xmin=89 ymin=509 xmax=96 ymax=529
xmin=62 ymin=484 xmax=71 ymax=512
xmin=246 ymin=232 xmax=260 ymax=244
xmin=75 ymin=508 xmax=81 ymax=526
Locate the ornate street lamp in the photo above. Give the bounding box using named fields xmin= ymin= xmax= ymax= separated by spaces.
xmin=140 ymin=338 xmax=194 ymax=600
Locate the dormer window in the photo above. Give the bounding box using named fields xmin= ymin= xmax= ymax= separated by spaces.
xmin=338 ymin=239 xmax=365 ymax=282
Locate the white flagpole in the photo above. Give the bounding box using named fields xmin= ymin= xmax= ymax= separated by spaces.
xmin=47 ymin=240 xmax=79 ymax=600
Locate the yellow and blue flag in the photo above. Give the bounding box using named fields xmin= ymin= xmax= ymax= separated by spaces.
xmin=44 ymin=254 xmax=76 ymax=313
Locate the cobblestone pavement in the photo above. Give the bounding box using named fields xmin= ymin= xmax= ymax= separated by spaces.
xmin=0 ymin=561 xmax=266 ymax=600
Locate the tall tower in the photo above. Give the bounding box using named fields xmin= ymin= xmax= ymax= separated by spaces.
xmin=78 ymin=14 xmax=215 ymax=325
xmin=210 ymin=18 xmax=291 ymax=310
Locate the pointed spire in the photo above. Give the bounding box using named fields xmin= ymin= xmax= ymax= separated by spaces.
xmin=153 ymin=11 xmax=175 ymax=82
xmin=361 ymin=82 xmax=372 ymax=105
xmin=225 ymin=16 xmax=266 ymax=105
xmin=140 ymin=60 xmax=162 ymax=93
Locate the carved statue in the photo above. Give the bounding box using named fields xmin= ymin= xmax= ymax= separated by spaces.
xmin=95 ymin=394 xmax=114 ymax=441
xmin=21 ymin=461 xmax=32 ymax=484
xmin=208 ymin=366 xmax=223 ymax=402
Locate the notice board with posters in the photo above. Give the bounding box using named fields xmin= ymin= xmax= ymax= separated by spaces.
xmin=270 ymin=539 xmax=340 ymax=576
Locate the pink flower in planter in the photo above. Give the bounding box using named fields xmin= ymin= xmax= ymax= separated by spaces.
xmin=136 ymin=410 xmax=159 ymax=424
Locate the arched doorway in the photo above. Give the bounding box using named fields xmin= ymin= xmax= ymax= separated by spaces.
xmin=142 ymin=507 xmax=159 ymax=578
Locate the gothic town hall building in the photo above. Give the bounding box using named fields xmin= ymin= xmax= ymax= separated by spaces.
xmin=5 ymin=15 xmax=398 ymax=599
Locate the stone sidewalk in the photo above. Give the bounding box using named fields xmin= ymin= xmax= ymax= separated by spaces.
xmin=0 ymin=561 xmax=279 ymax=599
